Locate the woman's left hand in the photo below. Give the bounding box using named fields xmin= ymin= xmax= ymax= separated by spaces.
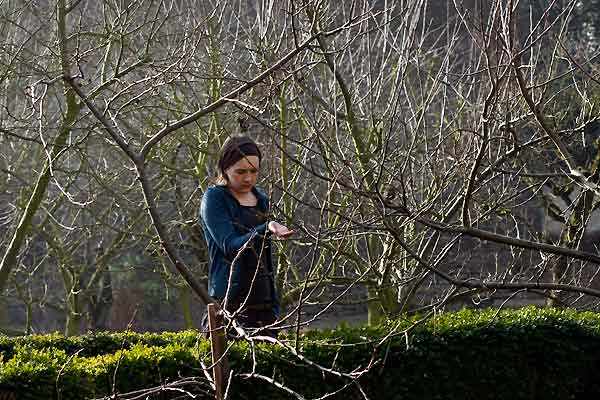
xmin=268 ymin=221 xmax=294 ymax=238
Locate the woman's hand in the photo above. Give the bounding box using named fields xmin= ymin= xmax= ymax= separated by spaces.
xmin=268 ymin=221 xmax=294 ymax=238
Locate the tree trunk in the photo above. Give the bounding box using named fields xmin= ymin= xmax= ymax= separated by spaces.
xmin=87 ymin=270 xmax=114 ymax=331
xmin=546 ymin=256 xmax=568 ymax=308
xmin=180 ymin=285 xmax=194 ymax=329
xmin=0 ymin=0 xmax=80 ymax=325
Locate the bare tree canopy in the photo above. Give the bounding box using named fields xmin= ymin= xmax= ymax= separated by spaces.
xmin=0 ymin=0 xmax=599 ymax=339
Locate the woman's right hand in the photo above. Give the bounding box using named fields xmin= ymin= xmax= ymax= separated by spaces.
xmin=268 ymin=221 xmax=294 ymax=238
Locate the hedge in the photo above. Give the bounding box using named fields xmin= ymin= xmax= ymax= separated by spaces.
xmin=1 ymin=306 xmax=600 ymax=399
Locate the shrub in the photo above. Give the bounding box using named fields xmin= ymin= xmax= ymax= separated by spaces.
xmin=1 ymin=307 xmax=600 ymax=399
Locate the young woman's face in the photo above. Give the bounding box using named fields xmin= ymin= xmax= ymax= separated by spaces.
xmin=224 ymin=155 xmax=260 ymax=194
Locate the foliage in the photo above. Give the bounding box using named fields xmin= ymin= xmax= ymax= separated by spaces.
xmin=1 ymin=307 xmax=600 ymax=399
xmin=0 ymin=330 xmax=202 ymax=361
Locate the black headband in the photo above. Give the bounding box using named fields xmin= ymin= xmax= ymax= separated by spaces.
xmin=218 ymin=137 xmax=262 ymax=173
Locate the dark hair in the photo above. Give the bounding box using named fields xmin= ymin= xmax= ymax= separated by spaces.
xmin=215 ymin=136 xmax=262 ymax=185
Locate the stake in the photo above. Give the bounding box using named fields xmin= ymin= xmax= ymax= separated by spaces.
xmin=208 ymin=303 xmax=230 ymax=400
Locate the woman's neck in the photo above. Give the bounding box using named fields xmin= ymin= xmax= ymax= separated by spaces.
xmin=229 ymin=188 xmax=257 ymax=206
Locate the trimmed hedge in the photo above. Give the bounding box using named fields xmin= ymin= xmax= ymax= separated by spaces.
xmin=0 ymin=330 xmax=201 ymax=360
xmin=1 ymin=306 xmax=600 ymax=399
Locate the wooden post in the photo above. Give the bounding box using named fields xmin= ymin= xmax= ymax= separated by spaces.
xmin=208 ymin=303 xmax=230 ymax=400
xmin=0 ymin=390 xmax=16 ymax=400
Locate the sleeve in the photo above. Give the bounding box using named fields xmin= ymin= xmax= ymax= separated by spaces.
xmin=200 ymin=189 xmax=267 ymax=257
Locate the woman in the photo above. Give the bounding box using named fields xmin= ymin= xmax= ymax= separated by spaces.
xmin=199 ymin=136 xmax=293 ymax=335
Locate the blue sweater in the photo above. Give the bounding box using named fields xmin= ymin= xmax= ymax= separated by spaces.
xmin=199 ymin=185 xmax=279 ymax=313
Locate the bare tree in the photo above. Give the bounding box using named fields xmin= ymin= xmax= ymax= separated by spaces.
xmin=1 ymin=0 xmax=600 ymax=397
xmin=2 ymin=0 xmax=600 ymax=393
